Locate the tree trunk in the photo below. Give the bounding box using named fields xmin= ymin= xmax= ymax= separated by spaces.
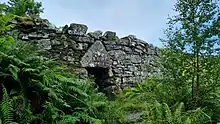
xmin=195 ymin=49 xmax=200 ymax=107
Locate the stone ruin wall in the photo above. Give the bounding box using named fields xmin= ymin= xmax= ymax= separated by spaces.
xmin=16 ymin=17 xmax=160 ymax=95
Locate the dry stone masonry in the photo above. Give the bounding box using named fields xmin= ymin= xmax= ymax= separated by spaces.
xmin=16 ymin=17 xmax=161 ymax=95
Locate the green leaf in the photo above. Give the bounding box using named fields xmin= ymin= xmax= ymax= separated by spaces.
xmin=7 ymin=64 xmax=20 ymax=81
xmin=0 ymin=4 xmax=6 ymax=9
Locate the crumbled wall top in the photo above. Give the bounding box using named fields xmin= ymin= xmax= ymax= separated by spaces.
xmin=16 ymin=17 xmax=161 ymax=96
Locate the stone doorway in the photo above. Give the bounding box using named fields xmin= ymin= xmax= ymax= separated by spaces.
xmin=86 ymin=67 xmax=110 ymax=89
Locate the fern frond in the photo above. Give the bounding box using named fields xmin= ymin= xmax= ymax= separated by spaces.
xmin=173 ymin=102 xmax=184 ymax=123
xmin=153 ymin=101 xmax=163 ymax=122
xmin=68 ymin=86 xmax=88 ymax=97
xmin=162 ymin=103 xmax=172 ymax=123
xmin=58 ymin=115 xmax=77 ymax=124
xmin=7 ymin=64 xmax=20 ymax=80
xmin=0 ymin=87 xmax=13 ymax=124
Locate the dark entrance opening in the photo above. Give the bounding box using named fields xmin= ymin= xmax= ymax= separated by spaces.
xmin=86 ymin=67 xmax=110 ymax=92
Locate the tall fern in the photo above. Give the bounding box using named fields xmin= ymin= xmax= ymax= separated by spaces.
xmin=0 ymin=87 xmax=13 ymax=124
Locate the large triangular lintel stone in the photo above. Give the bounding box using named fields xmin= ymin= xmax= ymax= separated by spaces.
xmin=80 ymin=41 xmax=112 ymax=68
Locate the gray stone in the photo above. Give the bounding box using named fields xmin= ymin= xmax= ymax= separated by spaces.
xmin=63 ymin=55 xmax=75 ymax=62
xmin=118 ymin=38 xmax=130 ymax=45
xmin=105 ymin=44 xmax=114 ymax=51
xmin=131 ymin=41 xmax=136 ymax=46
xmin=108 ymin=50 xmax=126 ymax=61
xmin=135 ymin=48 xmax=144 ymax=55
xmin=73 ymin=68 xmax=88 ymax=78
xmin=28 ymin=33 xmax=43 ymax=39
xmin=136 ymin=39 xmax=147 ymax=48
xmin=48 ymin=33 xmax=56 ymax=38
xmin=123 ymin=46 xmax=133 ymax=53
xmin=69 ymin=43 xmax=88 ymax=50
xmin=113 ymin=68 xmax=123 ymax=74
xmin=74 ymin=35 xmax=95 ymax=43
xmin=122 ymin=71 xmax=133 ymax=77
xmin=127 ymin=113 xmax=143 ymax=123
xmin=37 ymin=39 xmax=51 ymax=50
xmin=80 ymin=41 xmax=112 ymax=68
xmin=130 ymin=55 xmax=142 ymax=63
xmin=136 ymin=45 xmax=144 ymax=50
xmin=21 ymin=35 xmax=29 ymax=40
xmin=148 ymin=44 xmax=155 ymax=55
xmin=34 ymin=18 xmax=50 ymax=27
xmin=88 ymin=30 xmax=103 ymax=39
xmin=62 ymin=25 xmax=69 ymax=33
xmin=120 ymin=35 xmax=133 ymax=45
xmin=108 ymin=68 xmax=114 ymax=77
xmin=114 ymin=78 xmax=122 ymax=87
xmin=128 ymin=66 xmax=138 ymax=72
xmin=113 ymin=61 xmax=118 ymax=65
xmin=67 ymin=40 xmax=76 ymax=48
xmin=155 ymin=47 xmax=161 ymax=55
xmin=102 ymin=40 xmax=117 ymax=45
xmin=103 ymin=31 xmax=116 ymax=40
xmin=68 ymin=23 xmax=88 ymax=35
xmin=76 ymin=43 xmax=83 ymax=50
xmin=51 ymin=39 xmax=61 ymax=46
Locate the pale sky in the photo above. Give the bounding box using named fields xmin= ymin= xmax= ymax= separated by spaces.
xmin=2 ymin=0 xmax=177 ymax=47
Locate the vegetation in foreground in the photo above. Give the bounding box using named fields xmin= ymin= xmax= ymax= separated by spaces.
xmin=0 ymin=0 xmax=220 ymax=124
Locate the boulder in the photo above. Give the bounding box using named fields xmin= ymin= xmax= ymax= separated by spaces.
xmin=68 ymin=23 xmax=88 ymax=35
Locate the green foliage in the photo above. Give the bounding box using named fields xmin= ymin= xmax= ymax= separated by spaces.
xmin=0 ymin=5 xmax=14 ymax=123
xmin=0 ymin=3 xmax=15 ymax=51
xmin=116 ymin=79 xmax=212 ymax=124
xmin=0 ymin=0 xmax=219 ymax=124
xmin=160 ymin=0 xmax=220 ymax=123
xmin=0 ymin=87 xmax=14 ymax=124
xmin=112 ymin=37 xmax=120 ymax=42
xmin=5 ymin=0 xmax=43 ymax=16
xmin=0 ymin=4 xmax=14 ymax=31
